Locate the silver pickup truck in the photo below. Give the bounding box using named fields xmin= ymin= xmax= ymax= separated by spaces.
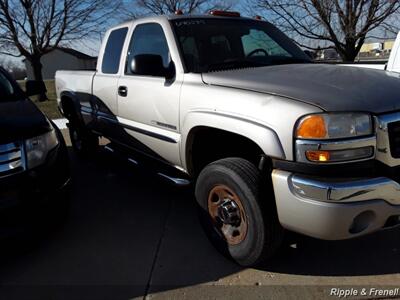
xmin=56 ymin=11 xmax=400 ymax=267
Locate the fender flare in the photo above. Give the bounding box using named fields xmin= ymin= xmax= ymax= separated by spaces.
xmin=60 ymin=91 xmax=85 ymax=125
xmin=181 ymin=110 xmax=286 ymax=171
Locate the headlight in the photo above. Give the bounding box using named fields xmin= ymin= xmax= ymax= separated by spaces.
xmin=295 ymin=113 xmax=375 ymax=163
xmin=296 ymin=113 xmax=373 ymax=140
xmin=25 ymin=126 xmax=59 ymax=169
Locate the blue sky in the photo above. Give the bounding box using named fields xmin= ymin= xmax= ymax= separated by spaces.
xmin=1 ymin=1 xmax=397 ymax=68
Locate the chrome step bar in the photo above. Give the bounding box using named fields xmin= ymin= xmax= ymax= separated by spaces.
xmin=157 ymin=173 xmax=191 ymax=186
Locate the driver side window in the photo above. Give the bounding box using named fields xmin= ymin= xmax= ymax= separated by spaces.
xmin=241 ymin=29 xmax=291 ymax=57
xmin=125 ymin=23 xmax=171 ymax=74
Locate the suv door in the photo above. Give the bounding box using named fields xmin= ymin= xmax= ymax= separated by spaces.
xmin=117 ymin=22 xmax=181 ymax=165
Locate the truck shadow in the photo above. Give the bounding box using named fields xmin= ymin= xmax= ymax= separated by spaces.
xmin=262 ymin=227 xmax=400 ymax=276
xmin=1 ymin=145 xmax=400 ymax=299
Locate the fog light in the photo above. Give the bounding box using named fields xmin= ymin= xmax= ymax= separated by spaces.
xmin=306 ymin=150 xmax=330 ymax=162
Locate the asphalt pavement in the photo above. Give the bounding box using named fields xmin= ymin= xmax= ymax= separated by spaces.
xmin=1 ymin=130 xmax=400 ymax=300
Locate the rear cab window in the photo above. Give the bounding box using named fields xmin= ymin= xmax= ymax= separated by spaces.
xmin=102 ymin=27 xmax=128 ymax=74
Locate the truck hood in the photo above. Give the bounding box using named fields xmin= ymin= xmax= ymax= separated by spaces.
xmin=0 ymin=99 xmax=51 ymax=144
xmin=201 ymin=63 xmax=400 ymax=114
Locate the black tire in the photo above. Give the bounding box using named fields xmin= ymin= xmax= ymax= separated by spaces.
xmin=68 ymin=122 xmax=98 ymax=157
xmin=195 ymin=157 xmax=284 ymax=267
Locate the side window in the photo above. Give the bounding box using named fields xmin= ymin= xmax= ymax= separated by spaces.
xmin=126 ymin=23 xmax=170 ymax=74
xmin=241 ymin=29 xmax=292 ymax=57
xmin=102 ymin=27 xmax=128 ymax=74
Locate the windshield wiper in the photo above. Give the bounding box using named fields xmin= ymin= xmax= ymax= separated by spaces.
xmin=206 ymin=59 xmax=267 ymax=72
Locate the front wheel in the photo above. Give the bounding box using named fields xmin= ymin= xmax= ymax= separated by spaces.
xmin=195 ymin=158 xmax=284 ymax=267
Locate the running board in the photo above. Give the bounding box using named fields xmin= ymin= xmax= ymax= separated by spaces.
xmin=103 ymin=143 xmax=191 ymax=186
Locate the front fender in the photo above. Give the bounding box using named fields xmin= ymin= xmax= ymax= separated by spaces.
xmin=181 ymin=110 xmax=285 ymax=171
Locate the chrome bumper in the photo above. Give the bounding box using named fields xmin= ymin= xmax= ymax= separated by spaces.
xmin=272 ymin=170 xmax=400 ymax=240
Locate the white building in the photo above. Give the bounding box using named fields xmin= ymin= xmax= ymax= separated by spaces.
xmin=25 ymin=47 xmax=97 ymax=80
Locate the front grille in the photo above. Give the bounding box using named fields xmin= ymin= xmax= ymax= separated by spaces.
xmin=388 ymin=121 xmax=400 ymax=158
xmin=0 ymin=142 xmax=25 ymax=177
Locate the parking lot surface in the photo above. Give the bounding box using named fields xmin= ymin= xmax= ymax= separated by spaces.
xmin=1 ymin=130 xmax=400 ymax=300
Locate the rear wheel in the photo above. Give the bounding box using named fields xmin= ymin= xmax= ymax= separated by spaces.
xmin=195 ymin=157 xmax=284 ymax=267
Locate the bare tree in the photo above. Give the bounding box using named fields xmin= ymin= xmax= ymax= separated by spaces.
xmin=0 ymin=0 xmax=122 ymax=100
xmin=250 ymin=0 xmax=400 ymax=62
xmin=130 ymin=0 xmax=234 ymax=16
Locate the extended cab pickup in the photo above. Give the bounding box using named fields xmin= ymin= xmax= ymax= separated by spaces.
xmin=56 ymin=12 xmax=400 ymax=267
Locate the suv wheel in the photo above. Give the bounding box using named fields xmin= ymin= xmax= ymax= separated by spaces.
xmin=195 ymin=157 xmax=284 ymax=267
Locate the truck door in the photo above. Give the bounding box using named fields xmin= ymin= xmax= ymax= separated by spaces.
xmin=92 ymin=26 xmax=128 ymax=139
xmin=117 ymin=22 xmax=182 ymax=166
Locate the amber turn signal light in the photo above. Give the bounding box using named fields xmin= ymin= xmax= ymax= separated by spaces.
xmin=296 ymin=115 xmax=327 ymax=139
xmin=306 ymin=150 xmax=330 ymax=162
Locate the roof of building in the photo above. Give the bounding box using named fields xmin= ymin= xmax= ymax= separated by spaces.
xmin=56 ymin=47 xmax=97 ymax=60
xmin=23 ymin=47 xmax=96 ymax=62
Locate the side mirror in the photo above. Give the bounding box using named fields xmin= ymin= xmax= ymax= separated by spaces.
xmin=130 ymin=54 xmax=175 ymax=79
xmin=25 ymin=80 xmax=47 ymax=96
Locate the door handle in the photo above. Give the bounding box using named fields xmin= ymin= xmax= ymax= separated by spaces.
xmin=118 ymin=86 xmax=128 ymax=97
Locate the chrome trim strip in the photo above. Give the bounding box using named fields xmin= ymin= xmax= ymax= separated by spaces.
xmin=128 ymin=158 xmax=138 ymax=165
xmin=80 ymin=106 xmax=92 ymax=114
xmin=0 ymin=150 xmax=21 ymax=164
xmin=0 ymin=159 xmax=22 ymax=173
xmin=295 ymin=136 xmax=376 ymax=164
xmin=290 ymin=174 xmax=400 ymax=205
xmin=0 ymin=142 xmax=25 ymax=176
xmin=121 ymin=122 xmax=178 ymax=144
xmin=104 ymin=145 xmax=114 ymax=153
xmin=98 ymin=115 xmax=178 ymax=144
xmin=0 ymin=143 xmax=19 ymax=153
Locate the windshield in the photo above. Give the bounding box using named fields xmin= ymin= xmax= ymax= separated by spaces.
xmin=0 ymin=69 xmax=22 ymax=101
xmin=171 ymin=18 xmax=311 ymax=73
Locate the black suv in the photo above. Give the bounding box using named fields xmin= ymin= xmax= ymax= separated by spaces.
xmin=0 ymin=67 xmax=70 ymax=235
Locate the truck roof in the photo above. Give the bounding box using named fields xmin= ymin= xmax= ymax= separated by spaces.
xmin=116 ymin=13 xmax=255 ymax=28
xmin=166 ymin=13 xmax=253 ymax=21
